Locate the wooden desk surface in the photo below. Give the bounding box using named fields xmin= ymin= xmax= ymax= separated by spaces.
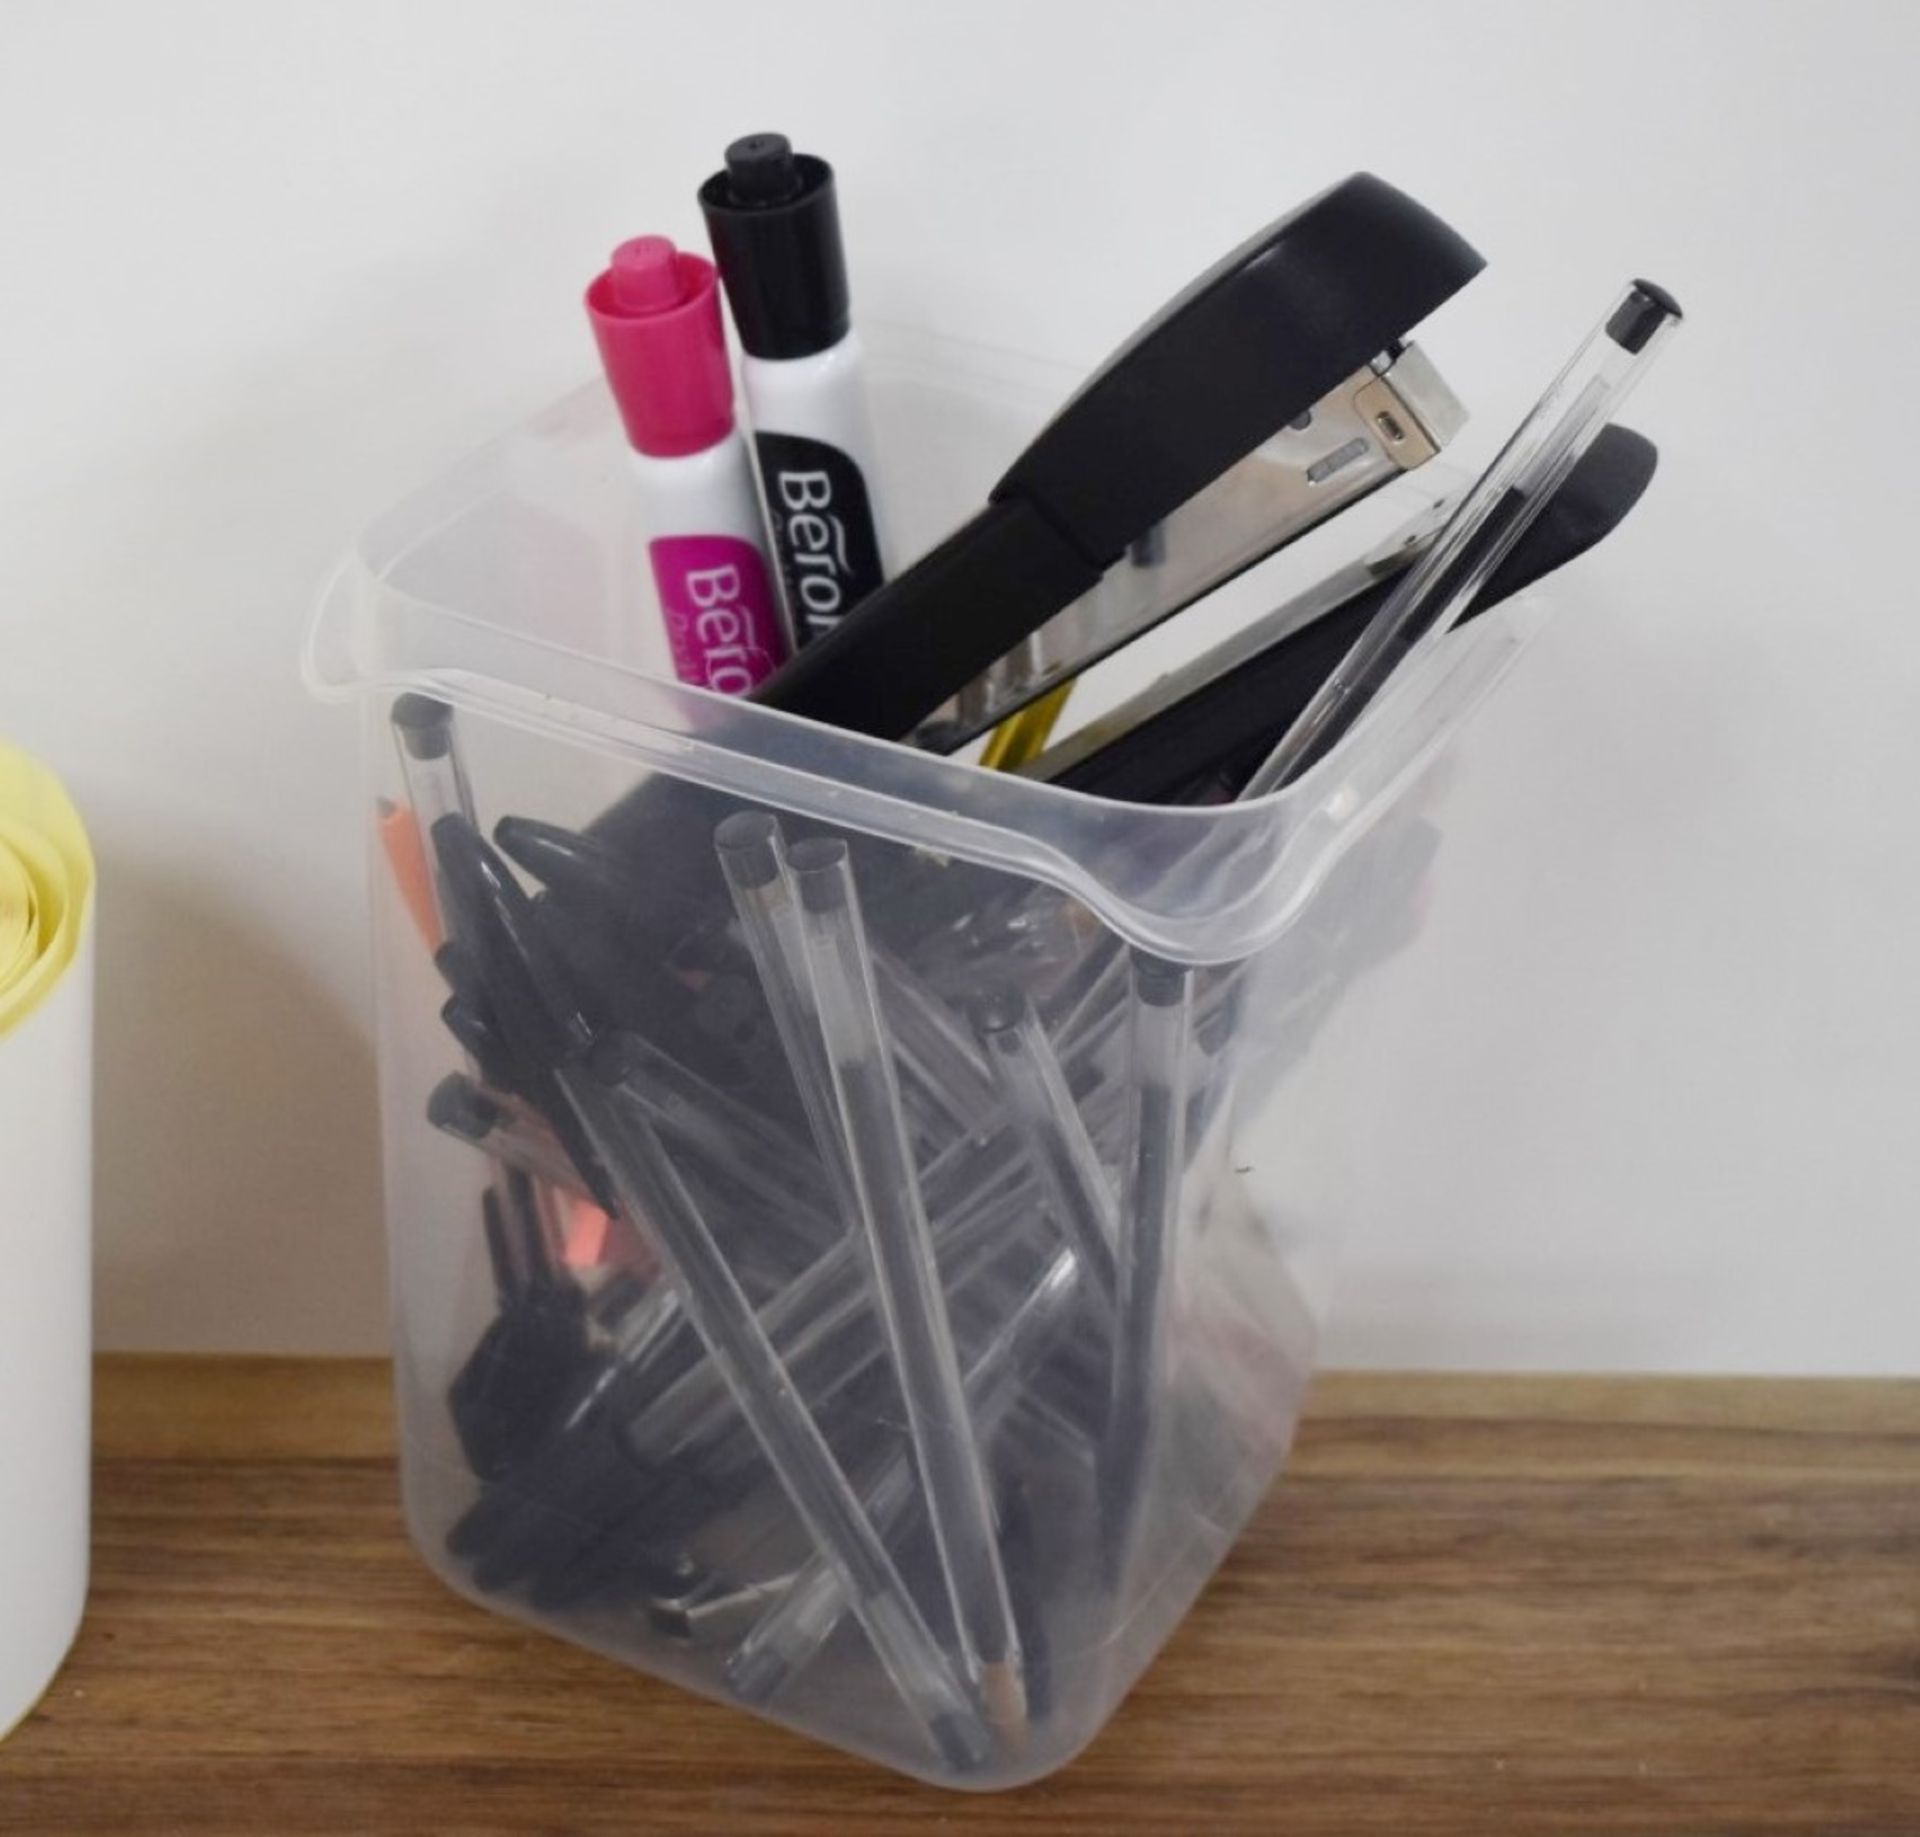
xmin=2 ymin=1359 xmax=1914 ymax=1834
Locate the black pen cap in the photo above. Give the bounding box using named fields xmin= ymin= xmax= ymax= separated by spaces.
xmin=496 ymin=816 xmax=646 ymax=922
xmin=427 ymin=1071 xmax=501 ymax=1143
xmin=787 ymin=835 xmax=852 ymax=911
xmin=391 ymin=692 xmax=455 ymax=760
xmin=967 ymin=985 xmax=1030 ymax=1041
xmin=1132 ymin=949 xmax=1191 ymax=1006
xmin=699 ymin=133 xmax=850 ymax=360
xmin=712 ymin=809 xmax=783 ymax=889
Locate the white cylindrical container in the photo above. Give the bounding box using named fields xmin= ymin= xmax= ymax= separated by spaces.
xmin=702 ymin=135 xmax=892 ymax=645
xmin=0 ymin=744 xmax=94 ymax=1739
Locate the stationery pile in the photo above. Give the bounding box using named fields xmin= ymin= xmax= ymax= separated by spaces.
xmin=330 ymin=153 xmax=1681 ymax=1784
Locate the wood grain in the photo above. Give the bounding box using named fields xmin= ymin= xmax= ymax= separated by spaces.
xmin=2 ymin=1358 xmax=1914 ymax=1834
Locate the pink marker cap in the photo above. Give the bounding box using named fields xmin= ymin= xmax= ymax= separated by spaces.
xmin=585 ymin=236 xmax=735 ymax=458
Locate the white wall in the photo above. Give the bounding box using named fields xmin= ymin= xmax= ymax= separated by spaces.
xmin=1 ymin=0 xmax=1914 ymax=1370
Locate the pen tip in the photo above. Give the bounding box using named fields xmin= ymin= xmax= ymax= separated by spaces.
xmin=723 ymin=1643 xmax=789 ymax=1705
xmin=980 ymin=1660 xmax=1029 ymax=1748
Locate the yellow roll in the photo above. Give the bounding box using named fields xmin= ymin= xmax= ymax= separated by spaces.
xmin=1 ymin=742 xmax=94 ymax=1736
xmin=0 ymin=744 xmax=94 ymax=1038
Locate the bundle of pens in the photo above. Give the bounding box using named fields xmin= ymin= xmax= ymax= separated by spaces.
xmin=402 ymin=701 xmax=1419 ymax=1775
xmin=340 ymin=157 xmax=1683 ymax=1785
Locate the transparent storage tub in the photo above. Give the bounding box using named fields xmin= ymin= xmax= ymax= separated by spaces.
xmin=304 ymin=327 xmax=1545 ymax=1789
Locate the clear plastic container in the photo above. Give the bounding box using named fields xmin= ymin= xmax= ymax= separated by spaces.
xmin=304 ymin=327 xmax=1548 ymax=1789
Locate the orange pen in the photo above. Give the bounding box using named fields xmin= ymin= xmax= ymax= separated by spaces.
xmin=377 ymin=796 xmax=442 ymax=952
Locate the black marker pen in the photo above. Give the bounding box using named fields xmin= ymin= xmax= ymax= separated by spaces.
xmin=700 ymin=133 xmax=890 ymax=645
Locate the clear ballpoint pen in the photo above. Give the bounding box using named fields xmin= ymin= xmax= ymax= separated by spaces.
xmin=972 ymin=988 xmax=1119 ymax=1307
xmin=1243 ymin=279 xmax=1681 ymax=795
xmin=428 ymin=812 xmax=997 ymax=1773
xmin=786 ymin=834 xmax=1029 ymax=1743
xmin=727 ymin=1248 xmax=1085 ymax=1705
xmin=1102 ymin=950 xmax=1194 ymax=1594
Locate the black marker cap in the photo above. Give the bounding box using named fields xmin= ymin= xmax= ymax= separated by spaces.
xmin=699 ymin=133 xmax=851 ymax=361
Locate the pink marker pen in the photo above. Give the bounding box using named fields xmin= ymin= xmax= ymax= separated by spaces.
xmin=586 ymin=237 xmax=788 ymax=694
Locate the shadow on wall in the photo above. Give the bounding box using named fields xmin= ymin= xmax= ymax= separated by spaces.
xmin=91 ymin=863 xmax=386 ymax=1354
